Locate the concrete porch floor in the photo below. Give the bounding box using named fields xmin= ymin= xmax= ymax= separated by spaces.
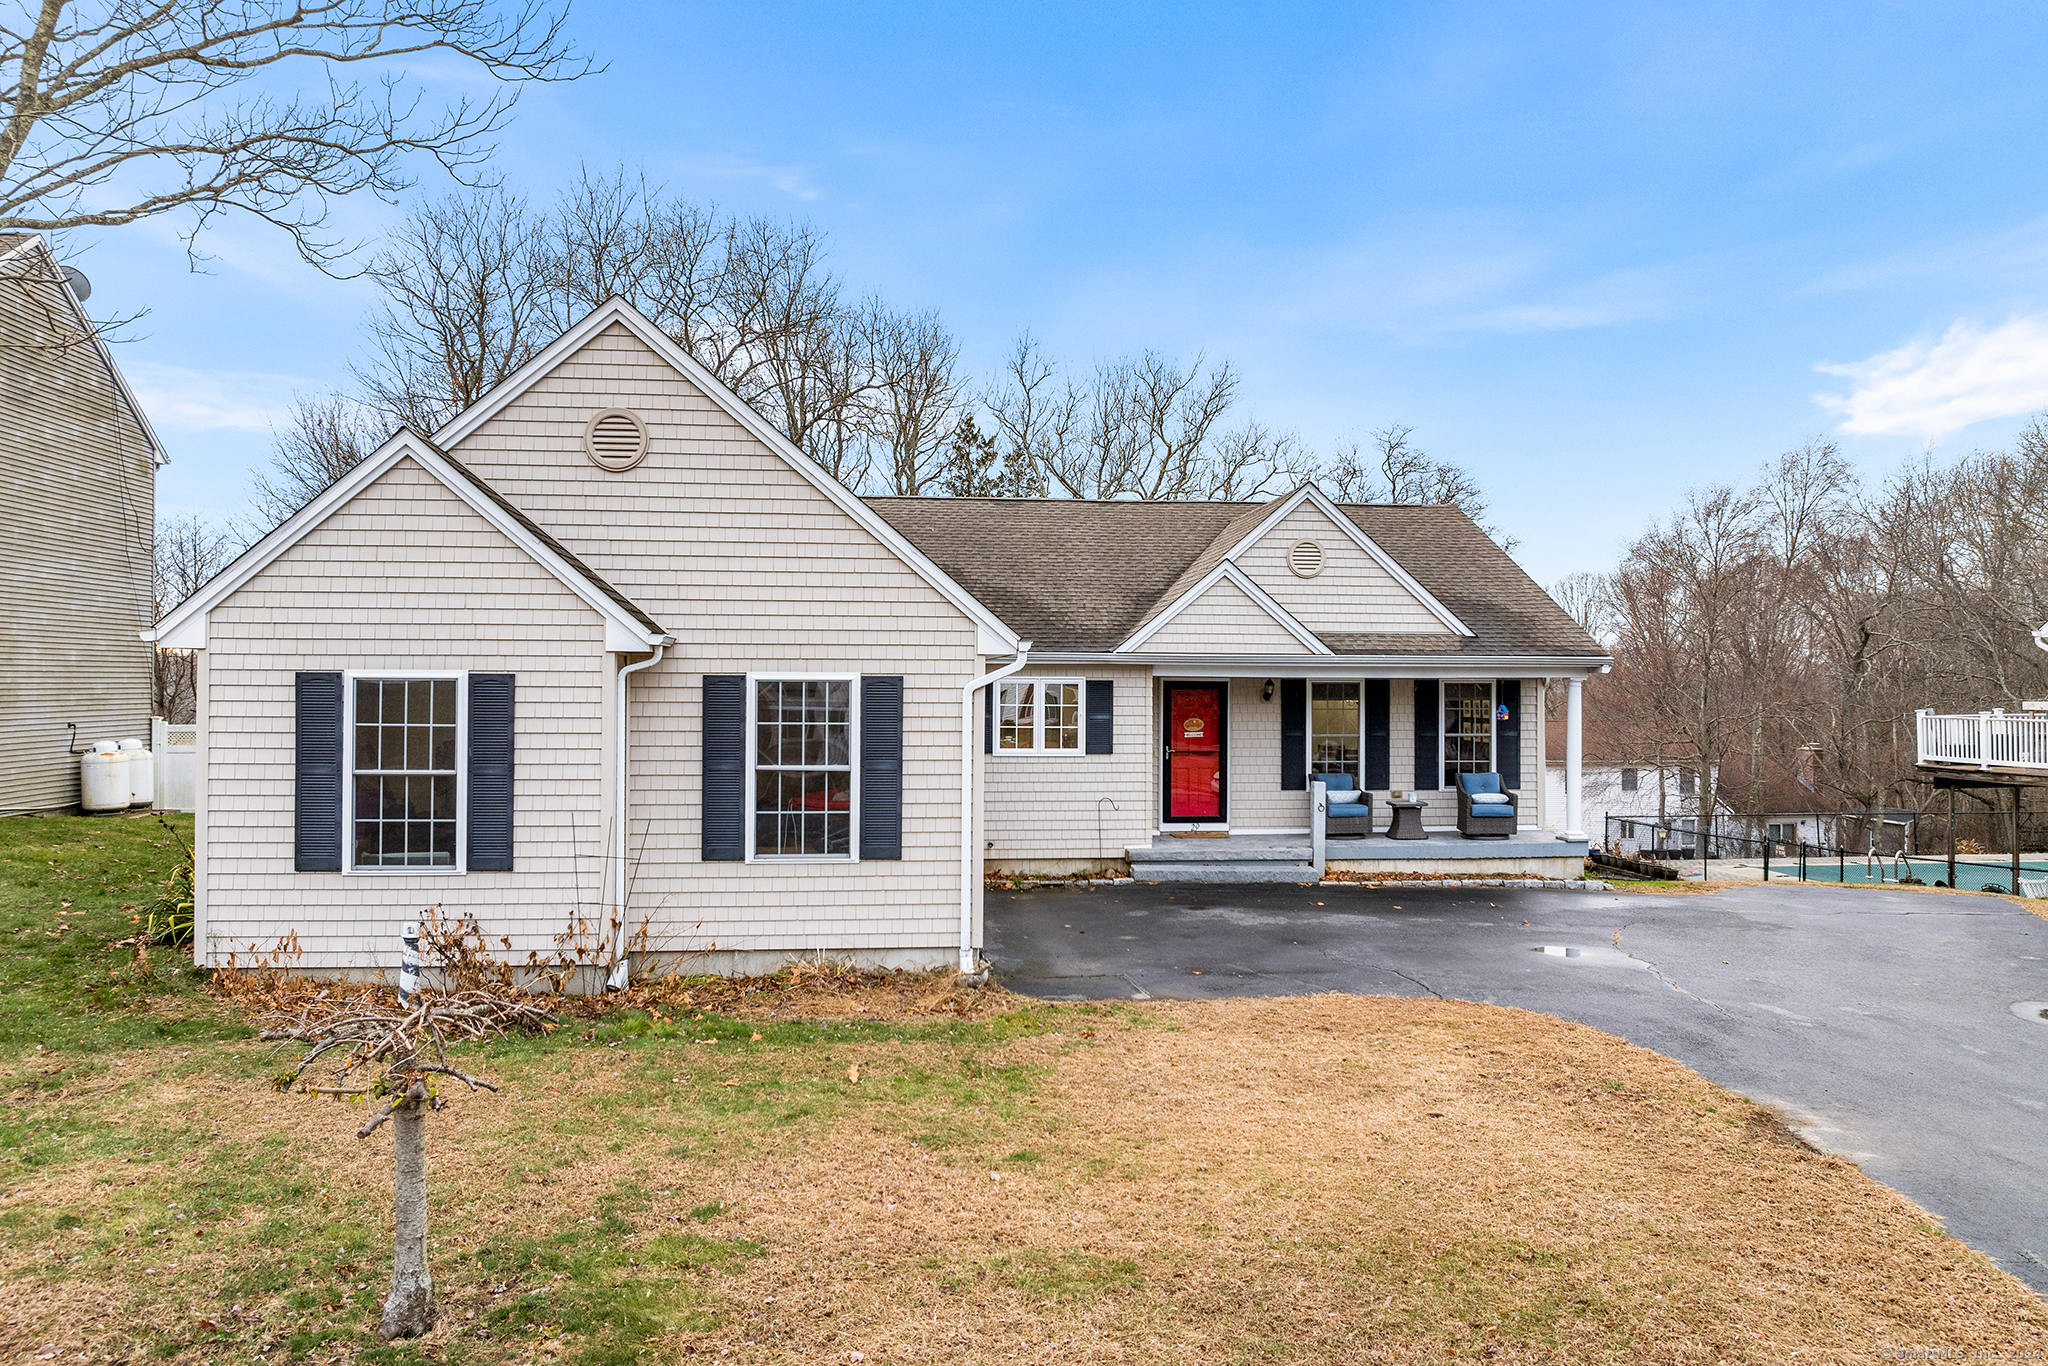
xmin=1126 ymin=831 xmax=1591 ymax=882
xmin=1130 ymin=831 xmax=1587 ymax=860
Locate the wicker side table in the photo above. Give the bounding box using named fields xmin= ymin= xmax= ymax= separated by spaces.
xmin=1386 ymin=800 xmax=1427 ymax=840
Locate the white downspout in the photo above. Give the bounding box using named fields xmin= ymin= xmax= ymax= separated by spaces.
xmin=608 ymin=643 xmax=668 ymax=990
xmin=960 ymin=643 xmax=1032 ymax=976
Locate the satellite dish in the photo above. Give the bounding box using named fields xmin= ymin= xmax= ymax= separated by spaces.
xmin=59 ymin=266 xmax=91 ymax=301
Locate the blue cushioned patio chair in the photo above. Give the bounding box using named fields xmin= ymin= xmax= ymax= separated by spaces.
xmin=1318 ymin=772 xmax=1373 ymax=836
xmin=1456 ymin=771 xmax=1516 ymax=838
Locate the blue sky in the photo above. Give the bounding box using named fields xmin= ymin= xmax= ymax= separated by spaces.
xmin=79 ymin=1 xmax=2048 ymax=586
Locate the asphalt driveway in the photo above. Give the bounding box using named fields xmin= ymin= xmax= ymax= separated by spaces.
xmin=985 ymin=880 xmax=2048 ymax=1293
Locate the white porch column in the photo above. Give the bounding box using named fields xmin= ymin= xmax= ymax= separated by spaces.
xmin=1563 ymin=675 xmax=1586 ymax=843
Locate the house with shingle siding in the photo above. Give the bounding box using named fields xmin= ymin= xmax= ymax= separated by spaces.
xmin=1 ymin=234 xmax=164 ymax=814
xmin=153 ymin=299 xmax=1608 ymax=980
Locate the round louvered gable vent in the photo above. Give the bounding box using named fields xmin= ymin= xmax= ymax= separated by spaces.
xmin=1288 ymin=538 xmax=1325 ymax=578
xmin=584 ymin=408 xmax=649 ymax=471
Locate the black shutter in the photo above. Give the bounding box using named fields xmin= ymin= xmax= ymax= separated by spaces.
xmin=1497 ymin=679 xmax=1522 ymax=790
xmin=860 ymin=676 xmax=904 ymax=860
xmin=294 ymin=671 xmax=344 ymax=872
xmin=1364 ymin=679 xmax=1390 ymax=790
xmin=467 ymin=674 xmax=515 ymax=871
xmin=1085 ymin=679 xmax=1114 ymax=754
xmin=702 ymin=675 xmax=746 ymax=861
xmin=1280 ymin=679 xmax=1307 ymax=790
xmin=1413 ymin=678 xmax=1440 ymax=791
xmin=984 ymin=684 xmax=993 ymax=754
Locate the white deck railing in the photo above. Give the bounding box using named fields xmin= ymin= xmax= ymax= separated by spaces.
xmin=1916 ymin=709 xmax=2048 ymax=771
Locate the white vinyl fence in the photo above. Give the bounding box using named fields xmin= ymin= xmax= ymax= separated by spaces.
xmin=150 ymin=717 xmax=197 ymax=812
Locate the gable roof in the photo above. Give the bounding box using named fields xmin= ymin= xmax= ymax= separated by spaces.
xmin=1163 ymin=483 xmax=1470 ymax=637
xmin=1120 ymin=562 xmax=1332 ymax=655
xmin=864 ymin=494 xmax=1606 ymax=661
xmin=1 ymin=233 xmax=167 ymax=466
xmin=148 ymin=431 xmax=670 ymax=651
xmin=431 ymin=298 xmax=1021 ymax=654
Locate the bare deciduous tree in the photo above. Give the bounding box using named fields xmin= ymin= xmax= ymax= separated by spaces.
xmin=254 ymin=391 xmax=387 ymax=524
xmin=357 ymin=190 xmax=554 ymax=431
xmin=2 ymin=0 xmax=591 ymax=266
xmin=981 ymin=332 xmax=1080 ymax=491
xmin=291 ymin=171 xmax=967 ymax=503
xmin=151 ymin=513 xmax=238 ymax=721
xmin=262 ymin=947 xmax=553 ymax=1340
xmin=1321 ymin=425 xmax=1511 ymax=545
xmin=979 ymin=336 xmax=1308 ymax=501
xmin=1585 ymin=424 xmax=2048 ymax=850
xmin=868 ymin=305 xmax=962 ymax=495
xmin=1549 ymin=571 xmax=1612 ymax=641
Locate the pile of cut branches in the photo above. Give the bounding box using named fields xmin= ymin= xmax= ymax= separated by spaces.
xmin=259 ymin=990 xmax=557 ymax=1106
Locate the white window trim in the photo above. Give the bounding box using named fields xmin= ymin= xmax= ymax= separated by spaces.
xmin=994 ymin=676 xmax=1087 ymax=756
xmin=341 ymin=669 xmax=468 ymax=877
xmin=744 ymin=671 xmax=861 ymax=864
xmin=1307 ymin=679 xmax=1366 ymax=787
xmin=1439 ymin=679 xmax=1499 ymax=792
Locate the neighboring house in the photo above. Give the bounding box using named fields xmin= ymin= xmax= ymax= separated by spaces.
xmin=1541 ymin=742 xmax=1715 ymax=847
xmin=151 ymin=299 xmax=1609 ymax=979
xmin=0 ymin=234 xmax=164 ymax=814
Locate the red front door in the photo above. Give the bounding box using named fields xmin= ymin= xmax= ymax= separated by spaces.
xmin=1164 ymin=684 xmax=1227 ymax=821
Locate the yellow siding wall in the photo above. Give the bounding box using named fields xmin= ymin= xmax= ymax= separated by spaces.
xmin=1134 ymin=577 xmax=1307 ymax=653
xmin=1221 ymin=677 xmax=1295 ymax=829
xmin=982 ymin=664 xmax=1154 ymax=864
xmin=445 ymin=323 xmax=980 ymax=958
xmin=1236 ymin=504 xmax=1452 ymax=636
xmin=200 ymin=458 xmax=610 ymax=970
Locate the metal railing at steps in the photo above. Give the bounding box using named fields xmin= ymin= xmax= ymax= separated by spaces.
xmin=1599 ymin=815 xmax=2044 ymax=893
xmin=1915 ymin=708 xmax=2048 ymax=771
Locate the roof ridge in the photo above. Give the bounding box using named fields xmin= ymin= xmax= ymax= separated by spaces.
xmin=1123 ymin=503 xmax=1276 ymax=637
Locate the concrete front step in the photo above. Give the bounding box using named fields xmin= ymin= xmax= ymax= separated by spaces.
xmin=1127 ymin=859 xmax=1319 ymax=883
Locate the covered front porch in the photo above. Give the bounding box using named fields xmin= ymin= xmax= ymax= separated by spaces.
xmin=1125 ymin=830 xmax=1591 ymax=883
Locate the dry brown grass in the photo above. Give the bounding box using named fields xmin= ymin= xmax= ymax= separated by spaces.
xmin=213 ymin=960 xmax=1022 ymax=1028
xmin=5 ymin=996 xmax=2043 ymax=1365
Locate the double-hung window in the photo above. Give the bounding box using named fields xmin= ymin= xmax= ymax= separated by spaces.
xmin=753 ymin=678 xmax=854 ymax=857
xmin=1441 ymin=681 xmax=1494 ymax=789
xmin=996 ymin=678 xmax=1082 ymax=753
xmin=1310 ymin=682 xmax=1361 ymax=785
xmin=351 ymin=676 xmax=462 ymax=870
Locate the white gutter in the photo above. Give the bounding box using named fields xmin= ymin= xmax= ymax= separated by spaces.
xmin=959 ymin=643 xmax=1033 ymax=975
xmin=608 ymin=643 xmax=670 ymax=990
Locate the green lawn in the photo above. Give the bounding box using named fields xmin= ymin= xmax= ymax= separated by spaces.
xmin=3 ymin=813 xmax=2043 ymax=1366
xmin=0 ymin=812 xmax=229 ymax=1086
xmin=0 ymin=813 xmax=1094 ymax=1364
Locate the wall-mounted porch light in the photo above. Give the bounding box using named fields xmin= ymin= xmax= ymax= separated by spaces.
xmin=1263 ymin=679 xmax=1275 ymax=702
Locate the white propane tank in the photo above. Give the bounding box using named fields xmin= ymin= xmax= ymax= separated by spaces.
xmin=119 ymin=738 xmax=153 ymax=807
xmin=99 ymin=739 xmax=131 ymax=808
xmin=82 ymin=742 xmax=128 ymax=813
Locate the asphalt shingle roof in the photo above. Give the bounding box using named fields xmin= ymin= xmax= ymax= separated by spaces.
xmin=865 ymin=496 xmax=1605 ymax=659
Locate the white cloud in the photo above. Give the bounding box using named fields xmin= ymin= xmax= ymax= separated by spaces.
xmin=126 ymin=362 xmax=304 ymax=433
xmin=1815 ymin=316 xmax=2048 ymax=437
xmin=666 ymin=154 xmax=823 ymax=202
